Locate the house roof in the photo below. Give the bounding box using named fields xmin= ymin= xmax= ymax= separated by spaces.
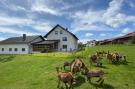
xmin=0 ymin=35 xmax=44 ymax=44
xmin=111 ymin=31 xmax=135 ymax=40
xmin=44 ymin=24 xmax=79 ymax=40
xmin=32 ymin=40 xmax=60 ymax=45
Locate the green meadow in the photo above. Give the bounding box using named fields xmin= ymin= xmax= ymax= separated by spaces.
xmin=0 ymin=45 xmax=135 ymax=89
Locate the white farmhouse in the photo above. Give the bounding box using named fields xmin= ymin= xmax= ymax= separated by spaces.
xmin=44 ymin=24 xmax=79 ymax=51
xmin=0 ymin=24 xmax=79 ymax=54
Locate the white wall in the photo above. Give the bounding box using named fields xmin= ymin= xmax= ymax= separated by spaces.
xmin=46 ymin=26 xmax=78 ymax=51
xmin=0 ymin=44 xmax=30 ymax=54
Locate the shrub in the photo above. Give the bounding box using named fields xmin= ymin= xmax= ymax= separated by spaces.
xmin=41 ymin=48 xmax=49 ymax=53
xmin=131 ymin=36 xmax=135 ymax=44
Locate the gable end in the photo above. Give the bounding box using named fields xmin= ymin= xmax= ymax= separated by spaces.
xmin=44 ymin=24 xmax=79 ymax=40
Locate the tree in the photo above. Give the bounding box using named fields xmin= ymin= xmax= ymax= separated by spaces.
xmin=78 ymin=42 xmax=85 ymax=51
xmin=131 ymin=36 xmax=135 ymax=44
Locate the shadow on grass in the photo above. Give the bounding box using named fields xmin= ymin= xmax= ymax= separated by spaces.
xmin=90 ymin=82 xmax=114 ymax=89
xmin=73 ymin=76 xmax=86 ymax=87
xmin=0 ymin=55 xmax=15 ymax=63
xmin=112 ymin=60 xmax=130 ymax=66
xmin=92 ymin=64 xmax=109 ymax=69
xmin=97 ymin=65 xmax=108 ymax=69
xmin=31 ymin=83 xmax=39 ymax=85
xmin=120 ymin=61 xmax=132 ymax=65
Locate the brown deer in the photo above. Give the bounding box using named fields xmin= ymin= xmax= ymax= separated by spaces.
xmin=70 ymin=59 xmax=85 ymax=74
xmin=89 ymin=54 xmax=102 ymax=66
xmin=82 ymin=66 xmax=104 ymax=86
xmin=106 ymin=51 xmax=114 ymax=63
xmin=107 ymin=51 xmax=126 ymax=63
xmin=56 ymin=66 xmax=74 ymax=89
xmin=63 ymin=59 xmax=75 ymax=70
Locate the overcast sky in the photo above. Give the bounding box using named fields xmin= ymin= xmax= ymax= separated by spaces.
xmin=0 ymin=0 xmax=135 ymax=42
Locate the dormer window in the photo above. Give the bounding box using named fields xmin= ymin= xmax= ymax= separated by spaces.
xmin=60 ymin=30 xmax=63 ymax=34
xmin=55 ymin=31 xmax=58 ymax=35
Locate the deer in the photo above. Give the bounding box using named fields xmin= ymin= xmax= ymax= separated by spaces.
xmin=56 ymin=66 xmax=74 ymax=89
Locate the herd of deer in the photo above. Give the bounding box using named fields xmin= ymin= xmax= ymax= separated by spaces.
xmin=90 ymin=50 xmax=126 ymax=66
xmin=56 ymin=50 xmax=126 ymax=89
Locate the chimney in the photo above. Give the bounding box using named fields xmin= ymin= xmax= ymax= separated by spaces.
xmin=23 ymin=34 xmax=26 ymax=41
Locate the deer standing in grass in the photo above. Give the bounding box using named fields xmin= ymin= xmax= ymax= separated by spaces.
xmin=56 ymin=66 xmax=74 ymax=89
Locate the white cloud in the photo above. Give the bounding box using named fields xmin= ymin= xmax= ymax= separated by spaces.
xmin=13 ymin=6 xmax=28 ymax=11
xmin=70 ymin=10 xmax=103 ymax=26
xmin=0 ymin=14 xmax=53 ymax=33
xmin=103 ymin=0 xmax=123 ymax=19
xmin=104 ymin=13 xmax=126 ymax=28
xmin=31 ymin=1 xmax=62 ymax=16
xmin=100 ymin=33 xmax=106 ymax=36
xmin=103 ymin=0 xmax=135 ymax=28
xmin=114 ymin=33 xmax=124 ymax=37
xmin=0 ymin=0 xmax=28 ymax=12
xmin=114 ymin=28 xmax=133 ymax=38
xmin=0 ymin=37 xmax=5 ymax=41
xmin=0 ymin=15 xmax=33 ymax=26
xmin=32 ymin=22 xmax=52 ymax=32
xmin=122 ymin=28 xmax=131 ymax=34
xmin=126 ymin=15 xmax=135 ymax=22
xmin=70 ymin=0 xmax=135 ymax=33
xmin=71 ymin=19 xmax=114 ymax=33
xmin=0 ymin=27 xmax=40 ymax=36
xmin=60 ymin=0 xmax=94 ymax=10
xmin=128 ymin=1 xmax=135 ymax=8
xmin=70 ymin=10 xmax=110 ymax=32
xmin=102 ymin=0 xmax=126 ymax=28
xmin=85 ymin=33 xmax=94 ymax=37
xmin=8 ymin=5 xmax=28 ymax=12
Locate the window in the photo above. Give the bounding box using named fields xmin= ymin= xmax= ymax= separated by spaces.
xmin=2 ymin=48 xmax=4 ymax=51
xmin=60 ymin=30 xmax=63 ymax=34
xmin=14 ymin=48 xmax=18 ymax=52
xmin=55 ymin=31 xmax=58 ymax=35
xmin=63 ymin=45 xmax=67 ymax=49
xmin=62 ymin=37 xmax=67 ymax=41
xmin=9 ymin=48 xmax=12 ymax=51
xmin=22 ymin=48 xmax=25 ymax=52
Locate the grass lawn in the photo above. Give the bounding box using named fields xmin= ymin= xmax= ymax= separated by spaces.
xmin=0 ymin=45 xmax=135 ymax=89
